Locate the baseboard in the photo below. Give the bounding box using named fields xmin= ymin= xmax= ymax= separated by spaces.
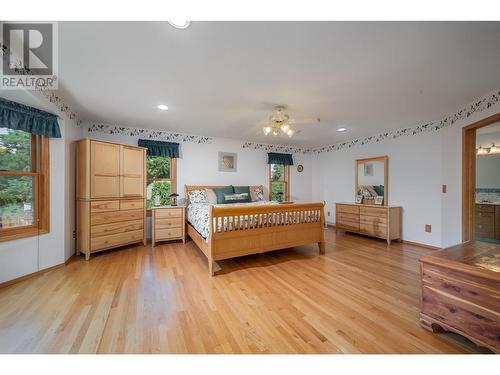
xmin=400 ymin=240 xmax=441 ymax=251
xmin=0 ymin=254 xmax=77 ymax=289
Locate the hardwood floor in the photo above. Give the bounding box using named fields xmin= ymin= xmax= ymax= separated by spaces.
xmin=0 ymin=229 xmax=486 ymax=354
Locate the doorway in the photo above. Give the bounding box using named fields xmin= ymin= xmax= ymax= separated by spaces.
xmin=462 ymin=113 xmax=500 ymax=242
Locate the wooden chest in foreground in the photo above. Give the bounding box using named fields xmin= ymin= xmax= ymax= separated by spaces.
xmin=420 ymin=241 xmax=500 ymax=353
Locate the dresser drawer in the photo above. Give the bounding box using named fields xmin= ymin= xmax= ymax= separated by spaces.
xmin=475 ymin=204 xmax=495 ymax=213
xmin=91 ymin=219 xmax=144 ymax=237
xmin=120 ymin=199 xmax=144 ymax=210
xmin=336 ymin=219 xmax=359 ymax=231
xmin=91 ymin=229 xmax=143 ymax=251
xmin=155 ymin=217 xmax=182 ymax=229
xmin=336 ymin=212 xmax=359 ymax=222
xmin=337 ymin=204 xmax=359 ymax=214
xmin=360 ymin=206 xmax=387 ymax=218
xmin=91 ymin=209 xmax=143 ymax=225
xmin=155 ymin=227 xmax=183 ymax=240
xmin=155 ymin=208 xmax=183 ymax=219
xmin=360 ymin=222 xmax=387 ymax=237
xmin=91 ymin=200 xmax=120 ymax=213
xmin=360 ymin=214 xmax=387 ymax=225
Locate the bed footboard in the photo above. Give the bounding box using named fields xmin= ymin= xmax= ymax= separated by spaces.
xmin=207 ymin=202 xmax=326 ymax=275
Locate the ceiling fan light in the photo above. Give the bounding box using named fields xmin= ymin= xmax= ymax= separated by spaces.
xmin=263 ymin=126 xmax=272 ymax=135
xmin=287 ymin=129 xmax=294 ymax=137
xmin=272 ymin=129 xmax=279 ymax=136
xmin=281 ymin=124 xmax=290 ymax=133
xmin=490 ymin=143 xmax=500 ymax=154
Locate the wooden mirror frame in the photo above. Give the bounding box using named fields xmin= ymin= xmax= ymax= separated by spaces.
xmin=355 ymin=155 xmax=388 ymax=206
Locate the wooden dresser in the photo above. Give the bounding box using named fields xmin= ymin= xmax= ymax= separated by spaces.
xmin=420 ymin=241 xmax=500 ymax=353
xmin=475 ymin=203 xmax=500 ymax=240
xmin=76 ymin=139 xmax=146 ymax=260
xmin=151 ymin=206 xmax=186 ymax=247
xmin=335 ymin=203 xmax=401 ymax=245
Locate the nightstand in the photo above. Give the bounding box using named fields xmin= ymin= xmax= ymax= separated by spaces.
xmin=151 ymin=205 xmax=186 ymax=247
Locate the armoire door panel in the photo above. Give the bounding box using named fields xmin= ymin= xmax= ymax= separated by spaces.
xmin=92 ymin=176 xmax=120 ymax=198
xmin=121 ymin=177 xmax=144 ymax=197
xmin=91 ymin=142 xmax=120 ymax=176
xmin=121 ymin=146 xmax=144 ymax=177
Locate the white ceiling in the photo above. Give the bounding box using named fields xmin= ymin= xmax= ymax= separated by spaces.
xmin=55 ymin=21 xmax=500 ymax=147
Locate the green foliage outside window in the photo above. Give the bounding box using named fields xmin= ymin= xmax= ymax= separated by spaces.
xmin=270 ymin=164 xmax=286 ymax=202
xmin=146 ymin=155 xmax=173 ymax=208
xmin=0 ymin=128 xmax=35 ymax=227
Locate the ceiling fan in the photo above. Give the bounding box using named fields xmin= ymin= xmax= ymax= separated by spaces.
xmin=262 ymin=105 xmax=320 ymax=138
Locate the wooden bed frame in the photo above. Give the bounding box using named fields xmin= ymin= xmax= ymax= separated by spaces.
xmin=185 ymin=185 xmax=326 ymax=276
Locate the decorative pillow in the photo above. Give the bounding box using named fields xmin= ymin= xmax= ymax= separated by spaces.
xmin=188 ymin=189 xmax=209 ymax=204
xmin=224 ymin=193 xmax=250 ymax=203
xmin=233 ymin=186 xmax=251 ymax=202
xmin=250 ymin=187 xmax=265 ymax=201
xmin=212 ymin=186 xmax=234 ymax=204
xmin=205 ymin=189 xmax=217 ymax=204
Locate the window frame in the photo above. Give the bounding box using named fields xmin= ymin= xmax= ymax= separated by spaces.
xmin=146 ymin=156 xmax=177 ymax=216
xmin=0 ymin=133 xmax=50 ymax=242
xmin=268 ymin=163 xmax=290 ymax=202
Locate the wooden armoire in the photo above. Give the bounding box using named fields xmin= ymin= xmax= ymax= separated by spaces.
xmin=76 ymin=139 xmax=146 ymax=260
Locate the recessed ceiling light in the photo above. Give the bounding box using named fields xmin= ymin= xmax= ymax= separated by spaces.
xmin=168 ymin=20 xmax=190 ymax=29
xmin=157 ymin=104 xmax=168 ymax=111
xmin=337 ymin=127 xmax=347 ymax=132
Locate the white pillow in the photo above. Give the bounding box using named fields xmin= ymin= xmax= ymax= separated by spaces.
xmin=205 ymin=189 xmax=217 ymax=204
xmin=188 ymin=189 xmax=209 ymax=204
xmin=250 ymin=187 xmax=265 ymax=202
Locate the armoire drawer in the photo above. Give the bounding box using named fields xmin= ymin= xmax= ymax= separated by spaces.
xmin=360 ymin=206 xmax=387 ymax=218
xmin=91 ymin=200 xmax=120 ymax=213
xmin=91 ymin=219 xmax=144 ymax=237
xmin=120 ymin=199 xmax=144 ymax=210
xmin=91 ymin=209 xmax=143 ymax=225
xmin=360 ymin=222 xmax=387 ymax=238
xmin=336 ymin=219 xmax=359 ymax=231
xmin=91 ymin=229 xmax=144 ymax=251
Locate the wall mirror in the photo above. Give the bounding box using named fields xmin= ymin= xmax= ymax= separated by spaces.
xmin=355 ymin=156 xmax=388 ymax=205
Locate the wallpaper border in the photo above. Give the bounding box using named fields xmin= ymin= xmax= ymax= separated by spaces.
xmin=312 ymin=89 xmax=500 ymax=154
xmin=87 ymin=123 xmax=214 ymax=144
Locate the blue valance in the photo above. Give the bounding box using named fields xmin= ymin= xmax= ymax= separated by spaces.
xmin=267 ymin=152 xmax=294 ymax=166
xmin=0 ymin=97 xmax=61 ymax=138
xmin=138 ymin=139 xmax=180 ymax=158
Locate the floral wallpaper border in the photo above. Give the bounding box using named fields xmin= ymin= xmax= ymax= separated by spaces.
xmin=87 ymin=123 xmax=213 ymax=144
xmin=312 ymin=89 xmax=500 ymax=154
xmin=242 ymin=141 xmax=312 ymax=154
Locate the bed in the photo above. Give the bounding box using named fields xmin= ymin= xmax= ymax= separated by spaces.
xmin=185 ymin=185 xmax=326 ymax=276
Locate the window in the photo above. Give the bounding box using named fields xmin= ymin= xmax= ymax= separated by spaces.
xmin=146 ymin=155 xmax=177 ymax=210
xmin=0 ymin=128 xmax=50 ymax=241
xmin=269 ymin=163 xmax=290 ymax=202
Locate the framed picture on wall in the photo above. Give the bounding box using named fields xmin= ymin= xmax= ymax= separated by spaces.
xmin=218 ymin=152 xmax=237 ymax=172
xmin=364 ymin=162 xmax=374 ymax=176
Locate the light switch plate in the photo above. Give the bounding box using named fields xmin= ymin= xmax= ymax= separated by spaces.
xmin=425 ymin=224 xmax=432 ymax=233
xmin=442 ymin=185 xmax=447 ymax=193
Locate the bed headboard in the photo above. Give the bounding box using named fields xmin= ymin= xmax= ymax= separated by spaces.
xmin=184 ymin=185 xmax=265 ymax=204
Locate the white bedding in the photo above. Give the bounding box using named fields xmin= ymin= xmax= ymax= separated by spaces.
xmin=187 ymin=201 xmax=276 ymax=240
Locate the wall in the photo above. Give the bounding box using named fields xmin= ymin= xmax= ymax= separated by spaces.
xmin=312 ymin=130 xmax=443 ymax=247
xmin=82 ymin=127 xmax=313 ymax=238
xmin=0 ymin=117 xmax=83 ymax=283
xmin=310 ymin=102 xmax=500 ymax=249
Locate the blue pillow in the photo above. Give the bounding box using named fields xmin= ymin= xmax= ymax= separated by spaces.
xmin=233 ymin=186 xmax=251 ymax=202
xmin=212 ymin=186 xmax=234 ymax=204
